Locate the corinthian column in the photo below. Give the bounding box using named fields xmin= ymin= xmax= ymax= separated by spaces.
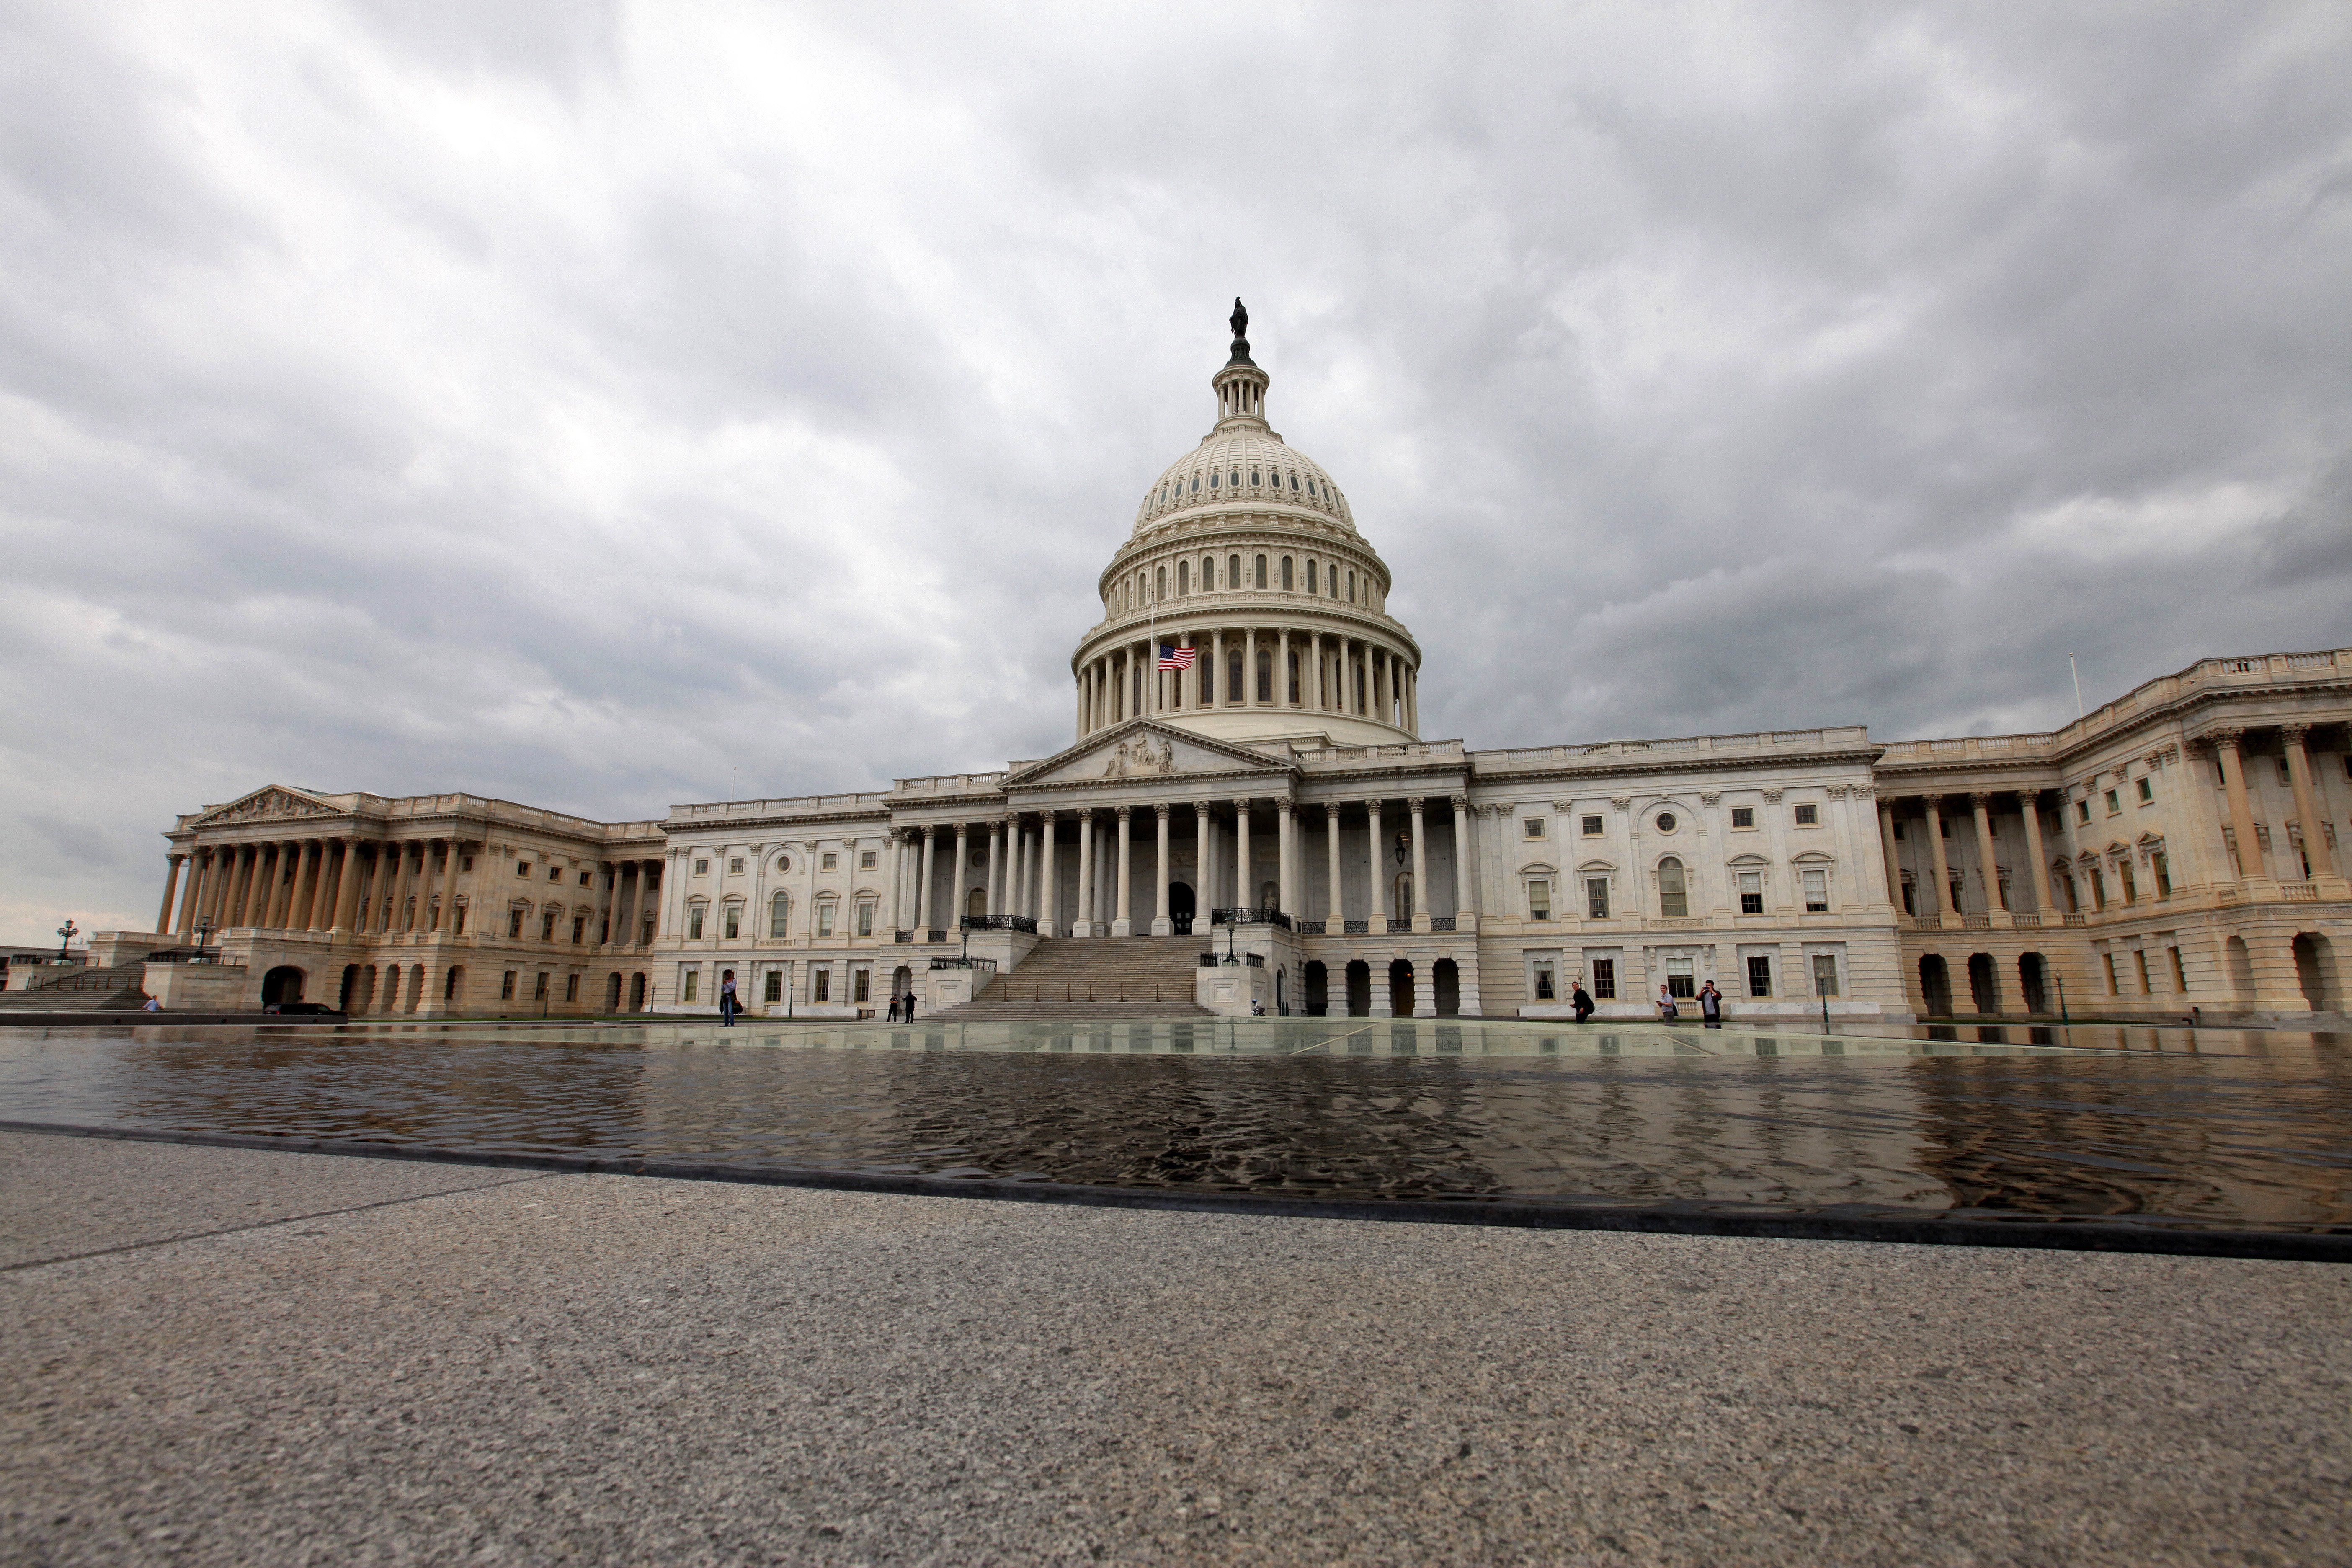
xmin=1075 ymin=810 xmax=1096 ymax=936
xmin=1153 ymin=805 xmax=1173 ymax=935
xmin=1971 ymin=793 xmax=2005 ymax=916
xmin=2282 ymin=724 xmax=2338 ymax=878
xmin=1408 ymin=797 xmax=1430 ymax=931
xmin=156 ymin=854 xmax=184 ymax=936
xmin=1452 ymin=796 xmax=1474 ymax=926
xmin=1113 ymin=807 xmax=1132 ymax=937
xmin=1326 ymin=806 xmax=1344 ymax=927
xmin=2208 ymin=730 xmax=2265 ymax=881
xmin=2020 ymin=794 xmax=2056 ymax=914
xmin=1924 ymin=797 xmax=1953 ymax=915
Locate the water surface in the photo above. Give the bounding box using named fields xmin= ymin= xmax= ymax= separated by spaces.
xmin=2 ymin=1018 xmax=2345 ymax=1233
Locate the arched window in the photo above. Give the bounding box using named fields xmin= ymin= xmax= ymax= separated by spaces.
xmin=1155 ymin=565 xmax=1166 ymax=601
xmin=769 ymin=891 xmax=789 ymax=938
xmin=1281 ymin=556 xmax=1294 ymax=590
xmin=1254 ymin=554 xmax=1267 ymax=588
xmin=1158 ymin=485 xmax=1167 ymax=505
xmin=1191 ymin=474 xmax=1200 ymax=493
xmin=1658 ymin=858 xmax=1689 ymax=918
xmin=1177 ymin=560 xmax=1189 ymax=595
xmin=1347 ymin=570 xmax=1357 ymax=602
xmin=1306 ymin=559 xmax=1318 ymax=594
xmin=1210 ymin=469 xmax=1219 ymax=489
xmin=1228 ymin=553 xmax=1241 ymax=587
xmin=1229 ymin=469 xmax=1240 ymax=488
xmin=1289 ymin=472 xmax=1299 ymax=491
xmin=1249 ymin=467 xmax=1261 ymax=486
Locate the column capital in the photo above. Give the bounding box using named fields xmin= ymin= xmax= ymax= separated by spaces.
xmin=1407 ymin=796 xmax=1427 ymax=812
xmin=1450 ymin=795 xmax=1469 ymax=812
xmin=1153 ymin=801 xmax=1170 ymax=820
xmin=1969 ymin=791 xmax=1996 ymax=808
xmin=2199 ymin=726 xmax=2247 ymax=750
xmin=2280 ymin=722 xmax=2312 ymax=744
xmin=1115 ymin=803 xmax=1132 ymax=821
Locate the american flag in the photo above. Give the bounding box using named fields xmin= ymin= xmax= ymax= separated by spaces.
xmin=1158 ymin=642 xmax=1197 ymax=671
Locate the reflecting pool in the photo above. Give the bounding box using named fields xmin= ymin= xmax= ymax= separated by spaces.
xmin=2 ymin=1018 xmax=2347 ymax=1233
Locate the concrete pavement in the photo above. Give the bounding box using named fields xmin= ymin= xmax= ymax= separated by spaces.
xmin=2 ymin=1127 xmax=2346 ymax=1565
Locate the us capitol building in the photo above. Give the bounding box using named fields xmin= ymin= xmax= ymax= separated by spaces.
xmin=111 ymin=306 xmax=2351 ymax=1026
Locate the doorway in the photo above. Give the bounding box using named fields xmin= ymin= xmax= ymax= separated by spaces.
xmin=2295 ymin=933 xmax=2336 ymax=1011
xmin=1967 ymin=952 xmax=1999 ymax=1014
xmin=1919 ymin=954 xmax=1952 ymax=1016
xmin=1344 ymin=959 xmax=1371 ymax=1017
xmin=1433 ymin=959 xmax=1459 ymax=1016
xmin=1389 ymin=958 xmax=1416 ymax=1017
xmin=1304 ymin=960 xmax=1328 ymax=1016
xmin=2018 ymin=952 xmax=2048 ymax=1014
xmin=261 ymin=965 xmax=304 ymax=1006
xmin=1170 ymin=881 xmax=1195 ymax=936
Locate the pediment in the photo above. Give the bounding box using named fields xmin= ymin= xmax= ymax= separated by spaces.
xmin=191 ymin=784 xmax=342 ymax=827
xmin=1005 ymin=720 xmax=1295 ymax=788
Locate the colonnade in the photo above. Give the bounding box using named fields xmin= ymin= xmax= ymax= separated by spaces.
xmin=1076 ymin=628 xmax=1418 ymax=735
xmin=159 ymin=839 xmax=664 ymax=948
xmin=893 ymin=795 xmax=1475 ymax=939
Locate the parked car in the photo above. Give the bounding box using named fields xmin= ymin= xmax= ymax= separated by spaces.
xmin=263 ymin=1001 xmax=340 ymax=1016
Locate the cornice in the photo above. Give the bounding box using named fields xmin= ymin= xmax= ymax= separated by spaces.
xmin=1464 ymin=746 xmax=1885 ymax=787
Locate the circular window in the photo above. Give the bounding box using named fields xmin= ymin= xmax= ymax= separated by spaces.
xmin=775 ymin=856 xmax=791 ymax=872
xmin=1655 ymin=812 xmax=1679 ymax=834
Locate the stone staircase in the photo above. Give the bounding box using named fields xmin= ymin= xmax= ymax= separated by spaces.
xmin=930 ymin=936 xmax=1210 ymax=1020
xmin=0 ymin=961 xmax=152 ymax=1011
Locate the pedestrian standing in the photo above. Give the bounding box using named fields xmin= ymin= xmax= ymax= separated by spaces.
xmin=719 ymin=968 xmax=738 ymax=1026
xmin=1656 ymin=983 xmax=1678 ymax=1022
xmin=1699 ymin=979 xmax=1723 ymax=1028
xmin=1571 ymin=982 xmax=1594 ymax=1023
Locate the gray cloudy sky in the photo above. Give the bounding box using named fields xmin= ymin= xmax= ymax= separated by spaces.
xmin=3 ymin=1 xmax=2348 ymax=937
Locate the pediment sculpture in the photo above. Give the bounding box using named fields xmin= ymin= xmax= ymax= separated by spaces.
xmin=201 ymin=788 xmax=336 ymax=825
xmin=1104 ymin=735 xmax=1177 ymax=777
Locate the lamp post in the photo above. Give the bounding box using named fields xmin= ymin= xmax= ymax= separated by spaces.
xmin=192 ymin=916 xmax=216 ymax=960
xmin=55 ymin=918 xmax=77 ymax=961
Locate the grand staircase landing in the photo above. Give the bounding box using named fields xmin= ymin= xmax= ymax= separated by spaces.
xmin=929 ymin=935 xmax=1210 ymax=1020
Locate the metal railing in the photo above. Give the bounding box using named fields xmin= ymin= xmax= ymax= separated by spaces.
xmin=928 ymin=956 xmax=997 ymax=973
xmin=1211 ymin=907 xmax=1292 ymax=929
xmin=1293 ymin=920 xmax=1326 ymax=935
xmin=959 ymin=915 xmax=1039 ymax=933
xmin=1428 ymin=916 xmax=1456 ymax=932
xmin=1385 ymin=918 xmax=1411 ymax=933
xmin=987 ymin=981 xmax=1187 ymax=1003
xmin=1343 ymin=919 xmax=1369 ymax=934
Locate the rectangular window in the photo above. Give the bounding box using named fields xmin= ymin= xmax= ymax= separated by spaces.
xmin=729 ymin=857 xmax=745 ymax=874
xmin=1730 ymin=807 xmax=1754 ymax=829
xmin=2136 ymin=777 xmax=2154 ymax=803
xmin=1901 ymin=877 xmax=1916 ymax=915
xmin=1589 ymin=959 xmax=1616 ymax=999
xmin=1531 ymin=959 xmax=1556 ymax=1001
xmin=1746 ymin=955 xmax=1773 ymax=997
xmin=821 ymin=853 xmax=838 ymax=872
xmin=1892 ymin=819 xmax=1906 ymax=839
xmin=1525 ymin=818 xmax=1546 ymax=838
xmin=1738 ymin=871 xmax=1763 ymax=915
xmin=1664 ymin=958 xmax=1695 ymax=999
xmin=853 ymin=969 xmax=871 ymax=1003
xmin=549 ymin=866 xmax=562 ymax=882
xmin=540 ymin=911 xmax=557 ymax=941
xmin=578 ymin=871 xmax=591 ymax=887
xmin=813 ymin=968 xmax=830 ymax=1003
xmin=1526 ymin=879 xmax=1551 ymax=921
xmin=2120 ymin=862 xmax=2138 ymax=903
xmin=2169 ymin=948 xmax=2187 ymax=992
xmin=724 ymin=905 xmax=740 ymax=939
xmin=2102 ymin=952 xmax=2119 ymax=995
xmin=1581 ymin=815 xmax=1604 ymax=836
xmin=500 ymin=970 xmax=517 ymax=1000
xmin=571 ymin=915 xmax=586 ymax=943
xmin=508 ymin=909 xmax=524 ymax=939
xmin=2104 ymin=789 xmax=2121 ymax=815
xmin=565 ymin=974 xmax=580 ymax=1003
xmin=683 ymin=970 xmax=699 ymax=1002
xmin=2133 ymin=949 xmax=2151 ymax=994
xmin=533 ymin=972 xmax=549 ymax=1001
xmin=695 ymin=858 xmax=710 ymax=875
xmin=689 ymin=907 xmax=704 ymax=939
xmin=856 ymin=902 xmax=875 ymax=937
xmin=1810 ymin=954 xmax=1840 ymax=998
xmin=1586 ymin=877 xmax=1610 ymax=919
xmin=770 ymin=898 xmax=788 ymax=938
xmin=861 ymin=851 xmax=877 ymax=870
xmin=817 ymin=904 xmax=835 ymax=938
xmin=2075 ymin=799 xmax=2092 ymax=825
xmin=1802 ymin=869 xmax=1828 ymax=912
xmin=516 ymin=860 xmax=531 ymax=877
xmin=1939 ymin=816 xmax=1952 ymax=838
xmin=764 ymin=970 xmax=782 ymax=1003
xmin=1793 ymin=803 xmax=1819 ymax=826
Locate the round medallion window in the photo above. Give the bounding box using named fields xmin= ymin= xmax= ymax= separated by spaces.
xmin=775 ymin=856 xmax=791 ymax=873
xmin=1655 ymin=812 xmax=1678 ymax=834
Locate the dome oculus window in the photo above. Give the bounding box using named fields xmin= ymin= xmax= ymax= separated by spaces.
xmin=1249 ymin=467 xmax=1260 ymax=485
xmin=1655 ymin=812 xmax=1679 ymax=833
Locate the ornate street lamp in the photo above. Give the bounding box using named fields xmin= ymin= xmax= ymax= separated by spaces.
xmin=55 ymin=918 xmax=77 ymax=961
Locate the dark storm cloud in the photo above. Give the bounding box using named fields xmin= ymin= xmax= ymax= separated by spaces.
xmin=1 ymin=0 xmax=2346 ymax=934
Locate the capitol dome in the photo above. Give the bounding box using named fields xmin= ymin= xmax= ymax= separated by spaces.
xmin=1073 ymin=301 xmax=1423 ymax=750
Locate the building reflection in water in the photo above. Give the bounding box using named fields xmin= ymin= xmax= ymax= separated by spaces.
xmin=1 ymin=1022 xmax=2345 ymax=1230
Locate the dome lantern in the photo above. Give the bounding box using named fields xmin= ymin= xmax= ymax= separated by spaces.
xmin=1212 ymin=297 xmax=1271 ymax=431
